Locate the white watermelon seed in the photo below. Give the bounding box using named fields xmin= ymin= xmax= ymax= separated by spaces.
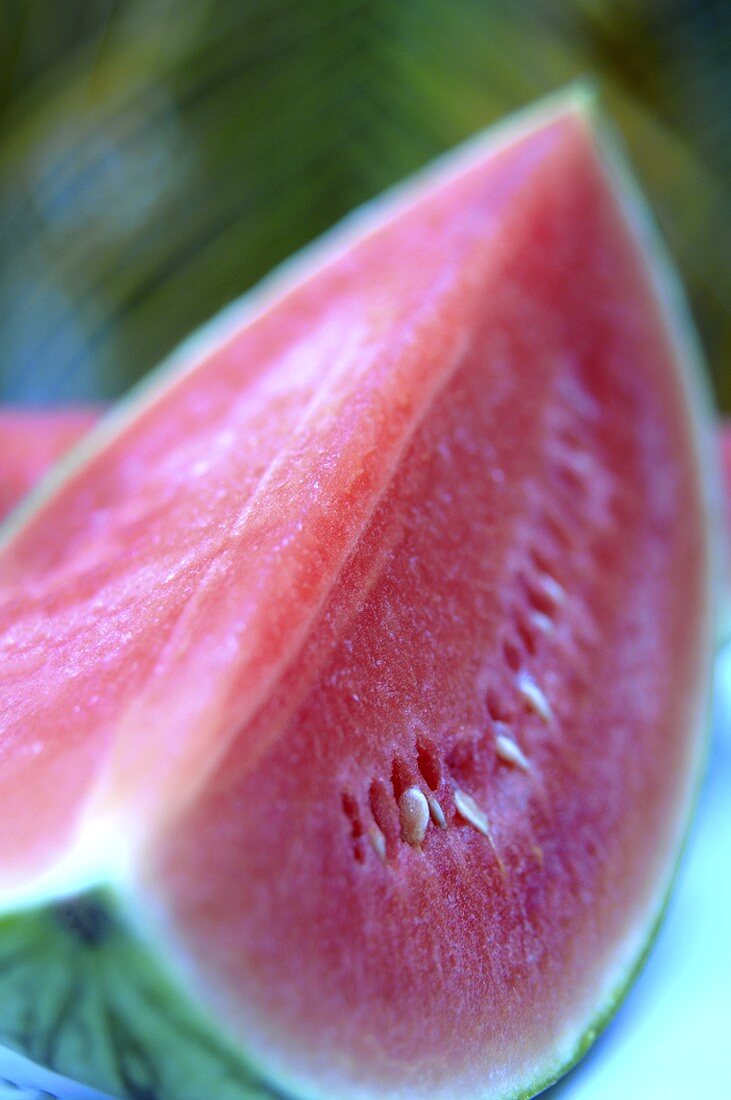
xmin=529 ymin=610 xmax=554 ymax=635
xmin=453 ymin=787 xmax=491 ymax=838
xmin=537 ymin=573 xmax=565 ymax=608
xmin=399 ymin=787 xmax=430 ymax=847
xmin=495 ymin=732 xmax=530 ymax=771
xmin=427 ymin=794 xmax=447 ymax=829
xmin=368 ymin=826 xmax=387 ymax=862
xmin=517 ymin=671 xmax=553 ymax=723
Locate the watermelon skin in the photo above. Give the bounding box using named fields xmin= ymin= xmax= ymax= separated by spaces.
xmin=0 ymin=409 xmax=98 ymax=522
xmin=0 ymin=90 xmax=715 ymax=1100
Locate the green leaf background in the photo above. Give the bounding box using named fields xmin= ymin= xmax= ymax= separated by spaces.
xmin=1 ymin=0 xmax=729 ymax=407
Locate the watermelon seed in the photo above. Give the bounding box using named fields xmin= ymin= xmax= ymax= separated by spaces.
xmin=525 ymin=572 xmax=565 ymax=617
xmin=529 ymin=610 xmax=554 ymax=635
xmin=537 ymin=572 xmax=566 ymax=608
xmin=427 ymin=794 xmax=447 ymax=829
xmin=453 ymin=788 xmax=504 ymax=871
xmin=517 ymin=671 xmax=553 ymax=723
xmin=399 ymin=787 xmax=430 ymax=847
xmin=453 ymin=787 xmax=491 ymax=838
xmin=494 ymin=731 xmax=530 ymax=771
xmin=368 ymin=826 xmax=387 ymax=862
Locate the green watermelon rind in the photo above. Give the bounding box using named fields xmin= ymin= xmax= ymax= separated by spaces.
xmin=0 ymin=87 xmax=717 ymax=1100
xmin=0 ymin=889 xmax=282 ymax=1100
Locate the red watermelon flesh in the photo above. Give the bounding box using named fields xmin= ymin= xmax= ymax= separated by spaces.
xmin=0 ymin=92 xmax=713 ymax=1100
xmin=0 ymin=408 xmax=98 ymax=522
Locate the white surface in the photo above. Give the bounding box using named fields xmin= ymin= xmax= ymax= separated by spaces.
xmin=1 ymin=654 xmax=729 ymax=1100
xmin=546 ymin=646 xmax=731 ymax=1098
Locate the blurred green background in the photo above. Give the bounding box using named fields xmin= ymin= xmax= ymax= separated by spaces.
xmin=0 ymin=0 xmax=729 ymax=407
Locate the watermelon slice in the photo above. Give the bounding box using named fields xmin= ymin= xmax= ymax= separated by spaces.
xmin=0 ymin=89 xmax=715 ymax=1100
